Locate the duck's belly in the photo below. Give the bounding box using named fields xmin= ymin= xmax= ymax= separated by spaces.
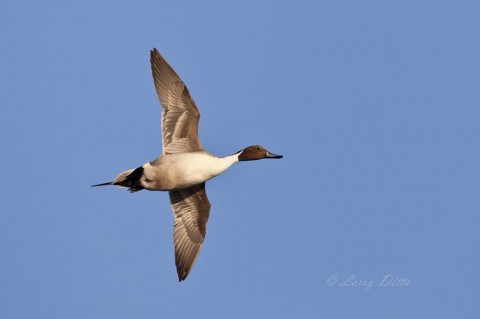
xmin=142 ymin=152 xmax=235 ymax=190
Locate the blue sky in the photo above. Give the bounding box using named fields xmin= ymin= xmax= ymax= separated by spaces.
xmin=1 ymin=1 xmax=479 ymax=318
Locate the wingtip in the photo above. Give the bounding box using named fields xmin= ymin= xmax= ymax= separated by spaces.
xmin=178 ymin=273 xmax=187 ymax=282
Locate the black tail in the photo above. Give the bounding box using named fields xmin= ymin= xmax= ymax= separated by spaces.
xmin=92 ymin=166 xmax=145 ymax=193
xmin=114 ymin=166 xmax=145 ymax=193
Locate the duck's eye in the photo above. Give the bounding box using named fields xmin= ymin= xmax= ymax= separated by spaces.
xmin=256 ymin=147 xmax=260 ymax=151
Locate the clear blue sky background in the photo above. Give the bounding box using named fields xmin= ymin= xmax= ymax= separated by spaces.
xmin=1 ymin=1 xmax=479 ymax=318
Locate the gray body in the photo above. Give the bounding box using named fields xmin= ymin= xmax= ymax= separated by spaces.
xmin=139 ymin=151 xmax=239 ymax=191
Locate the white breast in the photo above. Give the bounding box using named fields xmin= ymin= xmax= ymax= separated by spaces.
xmin=175 ymin=152 xmax=238 ymax=185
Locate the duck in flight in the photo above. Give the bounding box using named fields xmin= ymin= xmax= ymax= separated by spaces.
xmin=93 ymin=48 xmax=283 ymax=281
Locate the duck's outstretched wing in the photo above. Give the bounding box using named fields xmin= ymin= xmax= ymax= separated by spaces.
xmin=169 ymin=183 xmax=211 ymax=281
xmin=150 ymin=48 xmax=203 ymax=155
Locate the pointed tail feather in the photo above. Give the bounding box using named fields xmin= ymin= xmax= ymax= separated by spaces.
xmin=91 ymin=167 xmax=144 ymax=192
xmin=91 ymin=182 xmax=113 ymax=187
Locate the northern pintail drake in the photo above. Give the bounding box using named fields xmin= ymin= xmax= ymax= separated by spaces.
xmin=93 ymin=48 xmax=283 ymax=281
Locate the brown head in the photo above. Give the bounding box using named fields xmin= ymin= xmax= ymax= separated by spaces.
xmin=237 ymin=145 xmax=283 ymax=161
